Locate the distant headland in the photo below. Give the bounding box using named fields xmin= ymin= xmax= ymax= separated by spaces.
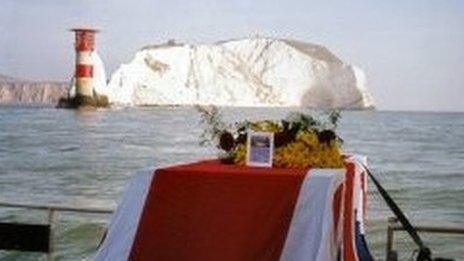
xmin=0 ymin=37 xmax=376 ymax=109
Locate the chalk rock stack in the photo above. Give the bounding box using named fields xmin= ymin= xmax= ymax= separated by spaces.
xmin=106 ymin=37 xmax=375 ymax=109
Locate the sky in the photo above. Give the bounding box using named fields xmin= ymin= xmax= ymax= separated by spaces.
xmin=0 ymin=0 xmax=463 ymax=111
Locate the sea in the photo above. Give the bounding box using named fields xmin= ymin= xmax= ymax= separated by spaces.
xmin=0 ymin=106 xmax=463 ymax=260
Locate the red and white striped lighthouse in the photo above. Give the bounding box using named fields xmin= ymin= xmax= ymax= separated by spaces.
xmin=71 ymin=28 xmax=99 ymax=98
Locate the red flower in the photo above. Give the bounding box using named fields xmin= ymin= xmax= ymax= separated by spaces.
xmin=219 ymin=131 xmax=235 ymax=151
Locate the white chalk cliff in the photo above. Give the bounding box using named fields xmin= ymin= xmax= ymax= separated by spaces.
xmin=0 ymin=52 xmax=106 ymax=105
xmin=0 ymin=74 xmax=67 ymax=105
xmin=106 ymin=37 xmax=375 ymax=108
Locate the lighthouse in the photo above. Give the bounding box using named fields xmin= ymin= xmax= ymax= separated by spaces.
xmin=71 ymin=28 xmax=98 ymax=98
xmin=58 ymin=28 xmax=108 ymax=109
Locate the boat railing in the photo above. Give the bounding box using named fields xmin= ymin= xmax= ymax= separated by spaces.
xmin=2 ymin=204 xmax=463 ymax=261
xmin=0 ymin=201 xmax=114 ymax=261
xmin=386 ymin=216 xmax=464 ymax=261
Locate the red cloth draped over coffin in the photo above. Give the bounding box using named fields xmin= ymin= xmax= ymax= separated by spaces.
xmin=96 ymin=155 xmax=371 ymax=261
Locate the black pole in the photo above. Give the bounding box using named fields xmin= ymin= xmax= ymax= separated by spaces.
xmin=361 ymin=164 xmax=432 ymax=261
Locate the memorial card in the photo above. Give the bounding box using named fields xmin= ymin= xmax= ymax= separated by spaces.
xmin=246 ymin=132 xmax=274 ymax=167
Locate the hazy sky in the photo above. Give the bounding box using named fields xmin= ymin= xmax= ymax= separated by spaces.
xmin=1 ymin=0 xmax=463 ymax=111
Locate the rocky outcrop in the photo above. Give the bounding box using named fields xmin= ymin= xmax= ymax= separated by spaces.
xmin=107 ymin=37 xmax=376 ymax=109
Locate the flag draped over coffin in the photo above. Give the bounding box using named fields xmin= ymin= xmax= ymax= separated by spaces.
xmin=96 ymin=156 xmax=373 ymax=261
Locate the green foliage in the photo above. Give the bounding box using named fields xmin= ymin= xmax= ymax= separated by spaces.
xmin=328 ymin=110 xmax=341 ymax=128
xmin=196 ymin=106 xmax=343 ymax=148
xmin=196 ymin=105 xmax=229 ymax=147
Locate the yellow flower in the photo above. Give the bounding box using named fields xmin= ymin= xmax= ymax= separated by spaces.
xmin=250 ymin=120 xmax=282 ymax=132
xmin=230 ymin=120 xmax=344 ymax=169
xmin=271 ymin=130 xmax=343 ymax=169
xmin=234 ymin=144 xmax=247 ymax=165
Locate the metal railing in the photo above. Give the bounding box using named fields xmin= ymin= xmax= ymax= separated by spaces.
xmin=386 ymin=217 xmax=464 ymax=261
xmin=0 ymin=201 xmax=114 ymax=261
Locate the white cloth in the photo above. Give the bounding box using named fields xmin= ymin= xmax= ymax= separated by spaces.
xmin=280 ymin=169 xmax=345 ymax=261
xmin=351 ymin=155 xmax=368 ymax=234
xmin=94 ymin=168 xmax=155 ymax=261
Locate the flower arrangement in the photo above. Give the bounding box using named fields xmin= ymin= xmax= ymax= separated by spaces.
xmin=197 ymin=106 xmax=345 ymax=168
